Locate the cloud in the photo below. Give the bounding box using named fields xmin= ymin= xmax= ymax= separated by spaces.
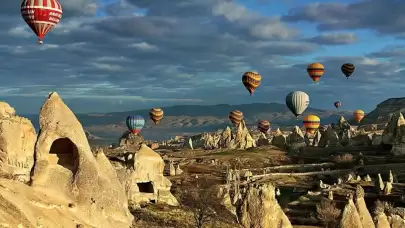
xmin=282 ymin=0 xmax=405 ymax=36
xmin=306 ymin=33 xmax=358 ymax=45
xmin=0 ymin=0 xmax=404 ymax=114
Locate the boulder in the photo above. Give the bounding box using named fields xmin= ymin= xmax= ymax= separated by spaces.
xmin=238 ymin=183 xmax=292 ymax=228
xmin=27 ymin=92 xmax=132 ymax=227
xmin=130 ymin=144 xmax=178 ymax=206
xmin=0 ymin=102 xmax=36 ymax=183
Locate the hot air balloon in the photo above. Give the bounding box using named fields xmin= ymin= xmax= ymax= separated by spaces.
xmin=229 ymin=110 xmax=243 ymax=126
xmin=242 ymin=71 xmax=261 ymax=96
xmin=285 ymin=91 xmax=310 ymax=118
xmin=303 ymin=115 xmax=320 ymax=134
xmin=334 ymin=101 xmax=342 ymax=109
xmin=149 ymin=108 xmax=164 ymax=124
xmin=341 ymin=63 xmax=355 ymax=79
xmin=21 ymin=0 xmax=63 ymax=44
xmin=257 ymin=120 xmax=270 ymax=133
xmin=126 ymin=115 xmax=145 ymax=135
xmin=353 ymin=110 xmax=365 ymax=123
xmin=307 ymin=62 xmax=324 ymax=83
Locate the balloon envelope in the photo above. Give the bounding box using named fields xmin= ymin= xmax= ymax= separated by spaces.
xmin=341 ymin=63 xmax=355 ymax=78
xmin=303 ymin=115 xmax=320 ymax=134
xmin=149 ymin=108 xmax=164 ymax=124
xmin=285 ymin=91 xmax=310 ymax=117
xmin=242 ymin=72 xmax=261 ymax=95
xmin=307 ymin=62 xmax=324 ymax=83
xmin=334 ymin=101 xmax=342 ymax=109
xmin=229 ymin=110 xmax=243 ymax=126
xmin=257 ymin=120 xmax=270 ymax=133
xmin=21 ymin=0 xmax=63 ymax=43
xmin=126 ymin=115 xmax=145 ymax=134
xmin=353 ymin=110 xmax=365 ymax=123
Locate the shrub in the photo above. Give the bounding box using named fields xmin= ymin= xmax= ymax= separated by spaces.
xmin=316 ymin=199 xmax=341 ymax=228
xmin=333 ymin=153 xmax=354 ymax=164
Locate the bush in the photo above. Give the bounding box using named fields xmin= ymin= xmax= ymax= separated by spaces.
xmin=316 ymin=199 xmax=341 ymax=228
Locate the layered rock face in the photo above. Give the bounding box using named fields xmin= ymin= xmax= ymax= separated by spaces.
xmin=0 ymin=102 xmax=36 ymax=183
xmin=0 ymin=92 xmax=133 ymax=227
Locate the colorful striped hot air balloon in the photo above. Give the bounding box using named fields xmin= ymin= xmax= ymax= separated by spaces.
xmin=334 ymin=101 xmax=342 ymax=109
xmin=307 ymin=62 xmax=324 ymax=83
xmin=126 ymin=115 xmax=145 ymax=134
xmin=303 ymin=115 xmax=320 ymax=134
xmin=21 ymin=0 xmax=63 ymax=44
xmin=149 ymin=108 xmax=164 ymax=124
xmin=353 ymin=110 xmax=365 ymax=123
xmin=341 ymin=63 xmax=355 ymax=79
xmin=285 ymin=91 xmax=310 ymax=118
xmin=242 ymin=71 xmax=261 ymax=96
xmin=229 ymin=110 xmax=243 ymax=126
xmin=257 ymin=120 xmax=270 ymax=133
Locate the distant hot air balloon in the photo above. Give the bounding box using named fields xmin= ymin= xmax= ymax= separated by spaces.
xmin=285 ymin=91 xmax=310 ymax=118
xmin=126 ymin=115 xmax=145 ymax=134
xmin=149 ymin=108 xmax=164 ymax=124
xmin=257 ymin=120 xmax=270 ymax=133
xmin=242 ymin=71 xmax=261 ymax=96
xmin=334 ymin=101 xmax=342 ymax=109
xmin=341 ymin=63 xmax=355 ymax=79
xmin=229 ymin=110 xmax=243 ymax=126
xmin=21 ymin=0 xmax=63 ymax=44
xmin=307 ymin=62 xmax=324 ymax=83
xmin=353 ymin=110 xmax=365 ymax=123
xmin=303 ymin=115 xmax=320 ymax=134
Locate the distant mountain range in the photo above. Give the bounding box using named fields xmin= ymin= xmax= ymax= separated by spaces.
xmin=362 ymin=97 xmax=405 ymax=124
xmin=23 ymin=103 xmax=353 ymax=143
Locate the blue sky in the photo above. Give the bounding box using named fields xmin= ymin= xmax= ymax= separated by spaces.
xmin=1 ymin=0 xmax=405 ymax=114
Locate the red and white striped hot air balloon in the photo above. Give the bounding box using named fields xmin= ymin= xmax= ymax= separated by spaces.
xmin=21 ymin=0 xmax=63 ymax=44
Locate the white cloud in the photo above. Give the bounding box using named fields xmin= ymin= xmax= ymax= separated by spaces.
xmin=129 ymin=42 xmax=158 ymax=51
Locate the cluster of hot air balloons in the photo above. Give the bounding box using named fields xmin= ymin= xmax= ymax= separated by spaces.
xmin=125 ymin=108 xmax=165 ymax=135
xmin=234 ymin=60 xmax=365 ymax=135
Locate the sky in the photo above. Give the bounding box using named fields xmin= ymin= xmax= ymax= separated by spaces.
xmin=1 ymin=0 xmax=405 ymax=114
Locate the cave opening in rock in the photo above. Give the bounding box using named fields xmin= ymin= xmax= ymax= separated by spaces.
xmin=137 ymin=182 xmax=154 ymax=193
xmin=49 ymin=138 xmax=79 ymax=173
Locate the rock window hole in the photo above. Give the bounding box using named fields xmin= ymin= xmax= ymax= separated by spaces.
xmin=137 ymin=182 xmax=154 ymax=193
xmin=49 ymin=138 xmax=79 ymax=173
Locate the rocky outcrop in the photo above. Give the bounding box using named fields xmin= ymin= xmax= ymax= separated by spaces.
xmin=119 ymin=131 xmax=145 ymax=151
xmin=390 ymin=114 xmax=405 ymax=155
xmin=0 ymin=102 xmax=36 ymax=183
xmin=339 ymin=196 xmax=363 ymax=228
xmin=318 ymin=126 xmax=341 ymax=147
xmin=1 ymin=92 xmax=133 ymax=227
xmin=129 ymin=144 xmax=178 ymax=206
xmin=382 ymin=112 xmax=405 ymax=146
xmin=354 ymin=185 xmax=375 ymax=228
xmin=351 ymin=131 xmax=372 ymax=146
xmin=372 ymin=133 xmax=383 ymax=145
xmin=238 ymin=183 xmax=292 ymax=228
xmin=185 ymin=120 xmax=255 ymax=150
xmin=271 ymin=128 xmax=286 ymax=149
xmin=286 ymin=126 xmax=306 ymax=152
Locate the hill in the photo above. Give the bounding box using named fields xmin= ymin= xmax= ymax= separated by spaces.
xmin=23 ymin=103 xmax=351 ymax=142
xmin=362 ymin=97 xmax=405 ymax=124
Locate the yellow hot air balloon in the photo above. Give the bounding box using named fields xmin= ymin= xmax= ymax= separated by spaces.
xmin=303 ymin=114 xmax=320 ymax=134
xmin=242 ymin=71 xmax=261 ymax=96
xmin=307 ymin=62 xmax=324 ymax=83
xmin=353 ymin=110 xmax=365 ymax=123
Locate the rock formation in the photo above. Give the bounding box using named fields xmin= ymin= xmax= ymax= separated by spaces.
xmin=128 ymin=144 xmax=178 ymax=206
xmin=389 ymin=113 xmax=405 ymax=155
xmin=286 ymin=126 xmax=306 ymax=153
xmin=382 ymin=112 xmax=405 ymax=146
xmin=355 ymin=185 xmax=375 ymax=228
xmin=339 ymin=196 xmax=363 ymax=228
xmin=119 ymin=131 xmax=145 ymax=151
xmin=318 ymin=126 xmax=341 ymax=147
xmin=2 ymin=92 xmax=134 ymax=227
xmin=0 ymin=102 xmax=36 ymax=183
xmin=238 ymin=183 xmax=293 ymax=228
xmin=271 ymin=128 xmax=286 ymax=149
xmin=373 ymin=202 xmax=391 ymax=228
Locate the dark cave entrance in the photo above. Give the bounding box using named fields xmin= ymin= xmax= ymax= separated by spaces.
xmin=49 ymin=138 xmax=79 ymax=173
xmin=137 ymin=182 xmax=154 ymax=193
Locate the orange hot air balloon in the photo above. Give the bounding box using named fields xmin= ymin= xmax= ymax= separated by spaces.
xmin=303 ymin=114 xmax=320 ymax=134
xmin=242 ymin=71 xmax=261 ymax=96
xmin=229 ymin=110 xmax=243 ymax=126
xmin=307 ymin=62 xmax=324 ymax=83
xmin=149 ymin=108 xmax=164 ymax=124
xmin=353 ymin=110 xmax=365 ymax=123
xmin=257 ymin=120 xmax=270 ymax=133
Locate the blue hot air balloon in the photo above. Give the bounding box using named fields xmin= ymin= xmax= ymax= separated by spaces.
xmin=126 ymin=115 xmax=145 ymax=134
